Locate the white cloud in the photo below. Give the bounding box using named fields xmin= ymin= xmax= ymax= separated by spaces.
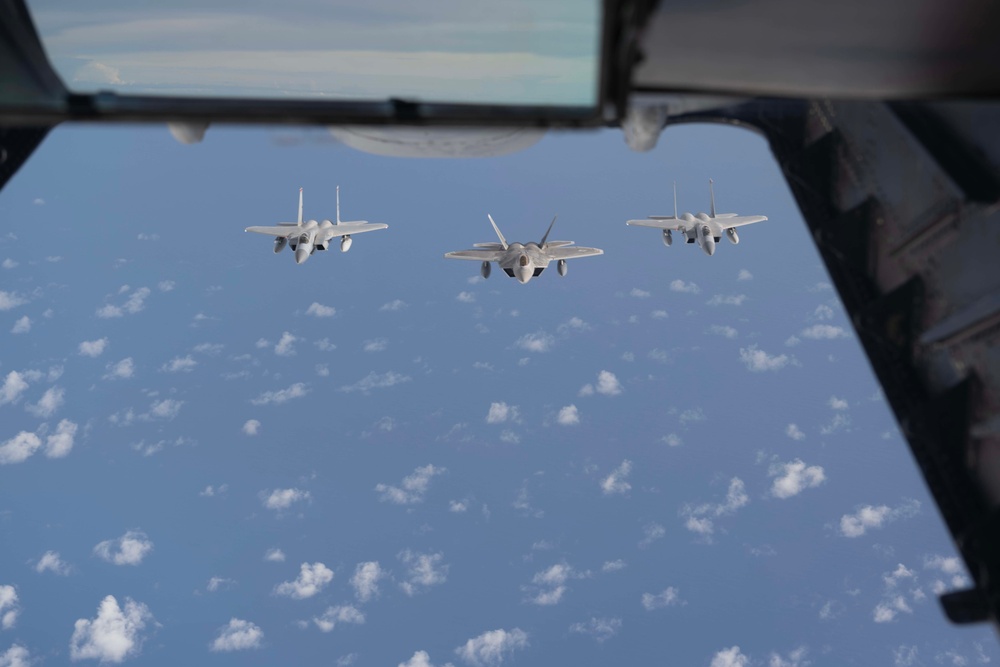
xmin=363 ymin=338 xmax=388 ymax=352
xmin=242 ymin=419 xmax=261 ymax=436
xmin=707 ymin=294 xmax=748 ymax=306
xmin=802 ymin=324 xmax=849 ymax=339
xmin=0 ymin=432 xmax=41 ymax=465
xmin=313 ymin=605 xmax=364 ymax=633
xmin=0 ymin=372 xmax=28 ymax=406
xmin=104 ymin=358 xmax=135 ymax=380
xmin=306 ymin=302 xmax=336 ymax=317
xmin=36 ymin=550 xmax=72 ymax=575
xmin=351 ymin=561 xmax=384 ymax=602
xmin=161 ymin=356 xmax=197 ymax=373
xmin=79 ymin=338 xmax=109 ymax=357
xmin=264 ymin=548 xmax=285 ymax=562
xmin=873 ymin=595 xmax=913 ymax=623
xmin=157 ymin=280 xmax=175 ymax=292
xmin=711 ymin=646 xmax=750 ymax=667
xmin=601 ymin=459 xmax=632 ymax=495
xmin=148 ymin=398 xmax=181 ymax=419
xmin=456 ymin=291 xmax=476 ymax=303
xmin=206 ymin=577 xmax=235 ymax=592
xmin=769 ymin=647 xmax=810 ymax=667
xmin=641 ymin=587 xmax=682 ymax=610
xmin=260 ymin=488 xmax=311 ymax=511
xmin=96 ymin=287 xmax=151 ymax=318
xmin=380 ymin=299 xmax=407 ymax=311
xmin=398 ymin=550 xmax=449 ymax=596
xmin=376 ymin=464 xmax=445 ymax=505
xmin=739 ymin=345 xmax=792 ymax=372
xmin=274 ymin=332 xmax=298 ymax=356
xmin=0 ymin=644 xmax=29 ymax=667
xmin=679 ymin=407 xmax=706 ymax=425
xmin=661 ymin=433 xmax=682 ymax=446
xmin=769 ymin=459 xmax=826 ymax=499
xmin=486 ymin=402 xmax=520 ymax=424
xmin=581 ymin=370 xmax=622 ymax=398
xmin=602 ymin=559 xmax=626 ymax=572
xmin=96 ymin=305 xmax=123 ymax=318
xmin=681 ymin=478 xmax=749 ymax=538
xmin=557 ymin=317 xmax=590 ymax=333
xmin=1 ymin=259 xmax=16 ymax=270
xmin=449 ymin=500 xmax=468 ymax=513
xmin=670 ymin=279 xmax=700 ymax=294
xmin=455 ymin=628 xmax=528 ymax=667
xmin=10 ymin=317 xmax=30 ymax=334
xmin=639 ymin=523 xmax=666 ymax=548
xmin=708 ymin=324 xmax=738 ymax=338
xmin=69 ymin=595 xmax=153 ymax=663
xmin=525 ymin=563 xmax=582 ymax=606
xmin=568 ymin=617 xmax=621 ymax=643
xmin=0 ymin=586 xmax=19 ymax=630
xmin=883 ymin=563 xmax=915 ymax=588
xmin=737 ymin=269 xmax=753 ymax=281
xmin=829 ymin=396 xmax=849 ymax=410
xmin=199 ymin=484 xmax=228 ymax=497
xmin=94 ymin=530 xmax=153 ymax=566
xmin=339 ymin=371 xmax=411 ymax=393
xmin=630 ymin=288 xmax=650 ymax=298
xmin=786 ymin=424 xmax=805 ymax=440
xmin=0 ymin=292 xmax=27 ymax=311
xmin=813 ymin=304 xmax=835 ymax=320
xmin=274 ymin=562 xmax=334 ymax=599
xmin=45 ymin=419 xmax=78 ymax=458
xmin=893 ymin=646 xmax=919 ymax=667
xmin=26 ymin=386 xmax=64 ymax=418
xmin=251 ymin=383 xmax=309 ymax=405
xmin=209 ymin=618 xmax=263 ymax=652
xmin=556 ymin=405 xmax=579 ymax=425
xmin=650 ymin=310 xmax=668 ymax=319
xmin=515 ymin=331 xmax=554 ymax=353
xmin=839 ymin=499 xmax=920 ymax=537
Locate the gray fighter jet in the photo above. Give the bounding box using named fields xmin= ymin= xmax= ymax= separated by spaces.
xmin=627 ymin=180 xmax=767 ymax=256
xmin=445 ymin=214 xmax=603 ymax=284
xmin=246 ymin=187 xmax=387 ymax=264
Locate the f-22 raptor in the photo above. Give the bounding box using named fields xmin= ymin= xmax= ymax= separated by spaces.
xmin=445 ymin=214 xmax=603 ymax=284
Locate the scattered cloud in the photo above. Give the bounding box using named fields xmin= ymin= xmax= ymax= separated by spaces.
xmin=801 ymin=324 xmax=849 ymax=340
xmin=630 ymin=288 xmax=650 ymax=298
xmin=0 ymin=586 xmax=19 ymax=630
xmin=769 ymin=459 xmax=826 ymax=499
xmin=96 ymin=286 xmax=150 ymax=318
xmin=363 ymin=338 xmax=388 ymax=352
xmin=26 ymin=386 xmax=64 ymax=418
xmin=79 ymin=338 xmax=109 ymax=357
xmin=398 ymin=550 xmax=449 ymax=596
xmin=707 ymin=294 xmax=747 ymax=306
xmin=251 ymin=383 xmax=309 ymax=405
xmin=339 ymin=371 xmax=411 ymax=394
xmin=739 ymin=345 xmax=792 ymax=372
xmin=274 ymin=562 xmax=334 ymax=599
xmin=0 ymin=372 xmax=28 ymax=407
xmin=455 ymin=628 xmax=528 ymax=667
xmin=661 ymin=433 xmax=682 ymax=446
xmin=351 ymin=561 xmax=384 ymax=602
xmin=515 ymin=331 xmax=554 ymax=353
xmin=380 ymin=299 xmax=407 ymax=311
xmin=681 ymin=477 xmax=749 ymax=538
xmin=602 ymin=559 xmax=626 ymax=572
xmin=376 ymin=464 xmax=445 ymax=505
xmin=486 ymin=402 xmax=520 ymax=424
xmin=639 ymin=523 xmax=666 ymax=548
xmin=0 ymin=432 xmax=41 ymax=465
xmin=839 ymin=499 xmax=921 ymax=537
xmin=10 ymin=316 xmax=30 ymax=334
xmin=209 ymin=618 xmax=263 ymax=652
xmin=525 ymin=563 xmax=584 ymax=606
xmin=199 ymin=484 xmax=227 ymax=497
xmin=650 ymin=310 xmax=668 ymax=319
xmin=94 ymin=530 xmax=153 ymax=566
xmin=581 ymin=370 xmax=622 ymax=397
xmin=670 ymin=280 xmax=700 ymax=294
xmin=161 ymin=355 xmax=197 ymax=373
xmin=557 ymin=317 xmax=590 ymax=333
xmin=710 ymin=646 xmax=750 ymax=667
xmin=0 ymin=292 xmax=27 ymax=311
xmin=306 ymin=302 xmax=336 ymax=317
xmin=786 ymin=424 xmax=805 ymax=440
xmin=260 ymin=488 xmax=311 ymax=511
xmin=0 ymin=644 xmax=29 ymax=667
xmin=206 ymin=577 xmax=236 ymax=592
xmin=242 ymin=419 xmax=261 ymax=436
xmin=829 ymin=396 xmax=849 ymax=410
xmin=737 ymin=269 xmax=753 ymax=281
xmin=35 ymin=550 xmax=72 ymax=575
xmin=313 ymin=605 xmax=364 ymax=632
xmin=274 ymin=332 xmax=298 ymax=356
xmin=641 ymin=587 xmax=683 ymax=610
xmin=157 ymin=280 xmax=175 ymax=292
xmin=556 ymin=405 xmax=579 ymax=425
xmin=264 ymin=548 xmax=285 ymax=562
xmin=44 ymin=420 xmax=77 ymax=458
xmin=707 ymin=324 xmax=738 ymax=338
xmin=456 ymin=291 xmax=476 ymax=303
xmin=601 ymin=460 xmax=632 ymax=496
xmin=103 ymin=357 xmax=135 ymax=380
xmin=569 ymin=617 xmax=621 ymax=643
xmin=70 ymin=595 xmax=153 ymax=663
xmin=1 ymin=259 xmax=16 ymax=270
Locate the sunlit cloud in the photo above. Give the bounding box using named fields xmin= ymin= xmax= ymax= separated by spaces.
xmin=556 ymin=405 xmax=579 ymax=425
xmin=274 ymin=562 xmax=334 ymax=599
xmin=313 ymin=605 xmax=364 ymax=632
xmin=641 ymin=586 xmax=683 ymax=610
xmin=94 ymin=530 xmax=153 ymax=566
xmin=306 ymin=302 xmax=336 ymax=317
xmin=351 ymin=561 xmax=384 ymax=602
xmin=398 ymin=550 xmax=449 ymax=596
xmin=569 ymin=617 xmax=622 ymax=643
xmin=260 ymin=488 xmax=311 ymax=511
xmin=769 ymin=459 xmax=825 ymax=499
xmin=670 ymin=279 xmax=700 ymax=294
xmin=242 ymin=419 xmax=261 ymax=435
xmin=79 ymin=338 xmax=109 ymax=357
xmin=455 ymin=628 xmax=528 ymax=667
xmin=601 ymin=460 xmax=632 ymax=495
xmin=839 ymin=499 xmax=920 ymax=537
xmin=26 ymin=386 xmax=65 ymax=418
xmin=515 ymin=331 xmax=554 ymax=353
xmin=210 ymin=618 xmax=263 ymax=652
xmin=70 ymin=595 xmax=153 ymax=663
xmin=739 ymin=345 xmax=792 ymax=372
xmin=376 ymin=464 xmax=445 ymax=505
xmin=339 ymin=371 xmax=411 ymax=394
xmin=35 ymin=550 xmax=72 ymax=575
xmin=251 ymin=383 xmax=309 ymax=405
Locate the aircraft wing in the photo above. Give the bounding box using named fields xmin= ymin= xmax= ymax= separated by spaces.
xmin=718 ymin=215 xmax=767 ymax=229
xmin=320 ymin=222 xmax=388 ymax=238
xmin=626 ymin=218 xmax=687 ymax=231
xmin=544 ymin=246 xmax=604 ymax=260
xmin=245 ymin=225 xmax=302 ymax=237
xmin=444 ymin=249 xmax=506 ymax=261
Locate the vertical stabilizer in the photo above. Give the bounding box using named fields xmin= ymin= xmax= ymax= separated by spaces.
xmin=487 ymin=214 xmax=509 ymax=250
xmin=297 ymin=187 xmax=304 ymax=226
xmin=336 ymin=185 xmax=341 ymax=224
xmin=540 ymin=215 xmax=558 ymax=246
xmin=709 ymin=178 xmax=716 ymax=218
xmin=673 ymin=181 xmax=678 ymax=219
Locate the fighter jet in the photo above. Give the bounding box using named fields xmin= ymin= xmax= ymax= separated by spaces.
xmin=245 ymin=187 xmax=387 ymax=264
xmin=626 ymin=180 xmax=767 ymax=256
xmin=445 ymin=214 xmax=603 ymax=284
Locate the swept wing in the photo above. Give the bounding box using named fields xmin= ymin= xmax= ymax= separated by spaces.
xmin=544 ymin=245 xmax=604 ymax=260
xmin=444 ymin=249 xmax=506 ymax=261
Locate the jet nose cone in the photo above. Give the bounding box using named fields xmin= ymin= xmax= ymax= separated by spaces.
xmin=295 ymin=248 xmax=309 ymax=264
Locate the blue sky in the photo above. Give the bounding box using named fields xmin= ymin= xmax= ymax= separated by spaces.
xmin=0 ymin=122 xmax=997 ymax=667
